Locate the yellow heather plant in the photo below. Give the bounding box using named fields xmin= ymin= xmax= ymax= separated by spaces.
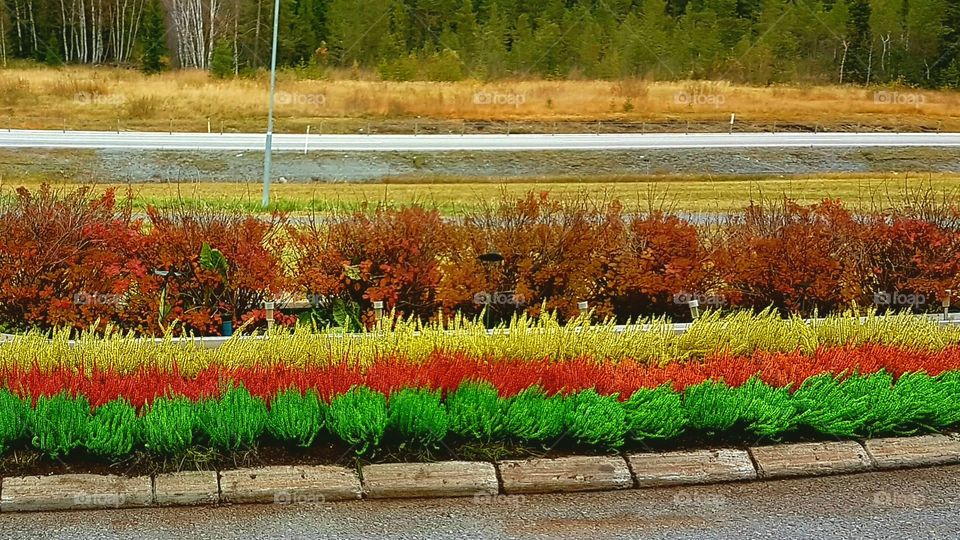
xmin=0 ymin=310 xmax=957 ymax=375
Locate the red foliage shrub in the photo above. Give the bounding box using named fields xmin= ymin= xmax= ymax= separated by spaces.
xmin=856 ymin=215 xmax=960 ymax=310
xmin=712 ymin=198 xmax=960 ymax=315
xmin=2 ymin=187 xmax=960 ymax=334
xmin=711 ymin=200 xmax=861 ymax=315
xmin=437 ymin=192 xmax=624 ymax=322
xmin=290 ymin=205 xmax=452 ymax=322
xmin=0 ymin=186 xmax=146 ymax=332
xmin=129 ymin=205 xmax=289 ymax=335
xmin=604 ymin=213 xmax=708 ymax=320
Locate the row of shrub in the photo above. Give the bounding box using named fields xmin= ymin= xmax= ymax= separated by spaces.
xmin=4 ymin=368 xmax=960 ymax=459
xmin=3 ymin=186 xmax=960 ymax=335
xmin=7 ymin=343 xmax=960 ymax=405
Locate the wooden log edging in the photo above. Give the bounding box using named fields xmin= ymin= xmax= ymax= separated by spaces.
xmin=3 ymin=434 xmax=960 ymax=513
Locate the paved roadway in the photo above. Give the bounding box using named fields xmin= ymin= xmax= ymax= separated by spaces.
xmin=1 ymin=129 xmax=960 ymax=152
xmin=0 ymin=465 xmax=957 ymax=539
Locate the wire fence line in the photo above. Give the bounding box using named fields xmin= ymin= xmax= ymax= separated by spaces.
xmin=2 ymin=116 xmax=949 ymax=137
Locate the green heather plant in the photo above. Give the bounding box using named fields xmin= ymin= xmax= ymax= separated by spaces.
xmin=31 ymin=393 xmax=90 ymax=458
xmin=267 ymin=389 xmax=326 ymax=447
xmin=446 ymin=382 xmax=505 ymax=442
xmin=849 ymin=372 xmax=932 ymax=437
xmin=933 ymin=370 xmax=960 ymax=428
xmin=564 ymin=389 xmax=626 ymax=449
xmin=387 ymin=388 xmax=448 ymax=448
xmin=504 ymin=388 xmax=566 ymax=444
xmin=792 ymin=374 xmax=867 ymax=438
xmin=85 ymin=398 xmax=140 ymax=458
xmin=683 ymin=381 xmax=746 ymax=434
xmin=200 ymin=385 xmax=268 ymax=450
xmin=890 ymin=373 xmax=943 ymax=431
xmin=737 ymin=378 xmax=799 ymax=438
xmin=624 ymin=385 xmax=688 ymax=441
xmin=0 ymin=389 xmax=30 ymax=453
xmin=327 ymin=387 xmax=388 ymax=454
xmin=143 ymin=396 xmax=196 ymax=455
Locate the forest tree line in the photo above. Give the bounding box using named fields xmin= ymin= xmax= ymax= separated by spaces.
xmin=1 ymin=0 xmax=958 ymax=87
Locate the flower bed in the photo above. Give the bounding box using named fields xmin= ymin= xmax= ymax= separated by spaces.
xmin=2 ymin=314 xmax=960 ymax=462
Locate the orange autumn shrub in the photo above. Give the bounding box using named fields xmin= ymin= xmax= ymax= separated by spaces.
xmin=604 ymin=213 xmax=708 ymax=320
xmin=290 ymin=205 xmax=452 ymax=323
xmin=711 ymin=200 xmax=859 ymax=315
xmin=437 ymin=193 xmax=624 ymax=322
xmin=0 ymin=186 xmax=146 ymax=332
xmin=856 ymin=214 xmax=960 ymax=311
xmin=129 ymin=206 xmax=289 ymax=335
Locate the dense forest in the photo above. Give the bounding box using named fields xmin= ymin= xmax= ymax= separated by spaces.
xmin=1 ymin=0 xmax=958 ymax=87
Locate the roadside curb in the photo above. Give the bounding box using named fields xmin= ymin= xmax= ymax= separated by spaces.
xmin=362 ymin=461 xmax=498 ymax=499
xmin=749 ymin=441 xmax=872 ymax=479
xmin=219 ymin=465 xmax=362 ymax=505
xmin=497 ymin=456 xmax=633 ymax=494
xmin=3 ymin=434 xmax=960 ymax=513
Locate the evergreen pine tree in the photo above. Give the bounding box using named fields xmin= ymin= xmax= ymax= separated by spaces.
xmin=210 ymin=39 xmax=235 ymax=78
xmin=44 ymin=34 xmax=62 ymax=66
xmin=140 ymin=0 xmax=167 ymax=74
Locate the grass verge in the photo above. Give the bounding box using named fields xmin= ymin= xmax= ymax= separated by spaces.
xmin=4 ymin=172 xmax=958 ymax=215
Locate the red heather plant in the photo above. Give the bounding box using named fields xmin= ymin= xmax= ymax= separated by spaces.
xmin=0 ymin=185 xmax=145 ymax=332
xmin=130 ymin=205 xmax=289 ymax=336
xmin=437 ymin=192 xmax=623 ymax=322
xmin=290 ymin=205 xmax=452 ymax=323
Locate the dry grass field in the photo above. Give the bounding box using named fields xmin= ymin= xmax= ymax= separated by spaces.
xmin=6 ymin=171 xmax=957 ymax=215
xmin=1 ymin=66 xmax=959 ymax=133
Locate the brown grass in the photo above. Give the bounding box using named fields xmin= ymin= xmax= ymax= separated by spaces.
xmin=0 ymin=66 xmax=958 ymax=132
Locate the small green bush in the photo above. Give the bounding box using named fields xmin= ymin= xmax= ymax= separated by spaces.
xmin=267 ymin=389 xmax=326 ymax=447
xmin=891 ymin=372 xmax=942 ymax=431
xmin=200 ymin=385 xmax=268 ymax=450
xmin=849 ymin=372 xmax=929 ymax=437
xmin=624 ymin=385 xmax=687 ymax=441
xmin=327 ymin=387 xmax=388 ymax=454
xmin=738 ymin=378 xmax=799 ymax=438
xmin=933 ymin=370 xmax=960 ymax=428
xmin=683 ymin=381 xmax=745 ymax=433
xmin=793 ymin=374 xmax=867 ymax=438
xmin=31 ymin=393 xmax=90 ymax=458
xmin=143 ymin=396 xmax=196 ymax=455
xmin=0 ymin=390 xmax=30 ymax=453
xmin=446 ymin=382 xmax=504 ymax=442
xmin=564 ymin=389 xmax=626 ymax=449
xmin=387 ymin=388 xmax=448 ymax=448
xmin=504 ymin=388 xmax=566 ymax=443
xmin=85 ymin=398 xmax=140 ymax=459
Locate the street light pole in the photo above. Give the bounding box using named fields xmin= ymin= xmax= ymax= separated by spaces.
xmin=261 ymin=0 xmax=281 ymax=208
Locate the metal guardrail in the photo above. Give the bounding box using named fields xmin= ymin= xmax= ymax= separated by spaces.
xmin=2 ymin=313 xmax=959 ymax=350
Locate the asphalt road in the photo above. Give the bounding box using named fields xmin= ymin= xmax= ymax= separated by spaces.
xmin=0 ymin=466 xmax=957 ymax=539
xmin=2 ymin=130 xmax=960 ymax=152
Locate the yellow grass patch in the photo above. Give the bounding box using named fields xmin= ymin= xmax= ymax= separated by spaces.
xmin=1 ymin=67 xmax=958 ymax=132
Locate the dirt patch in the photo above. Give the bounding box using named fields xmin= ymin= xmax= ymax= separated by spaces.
xmin=1 ymin=147 xmax=957 ymax=185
